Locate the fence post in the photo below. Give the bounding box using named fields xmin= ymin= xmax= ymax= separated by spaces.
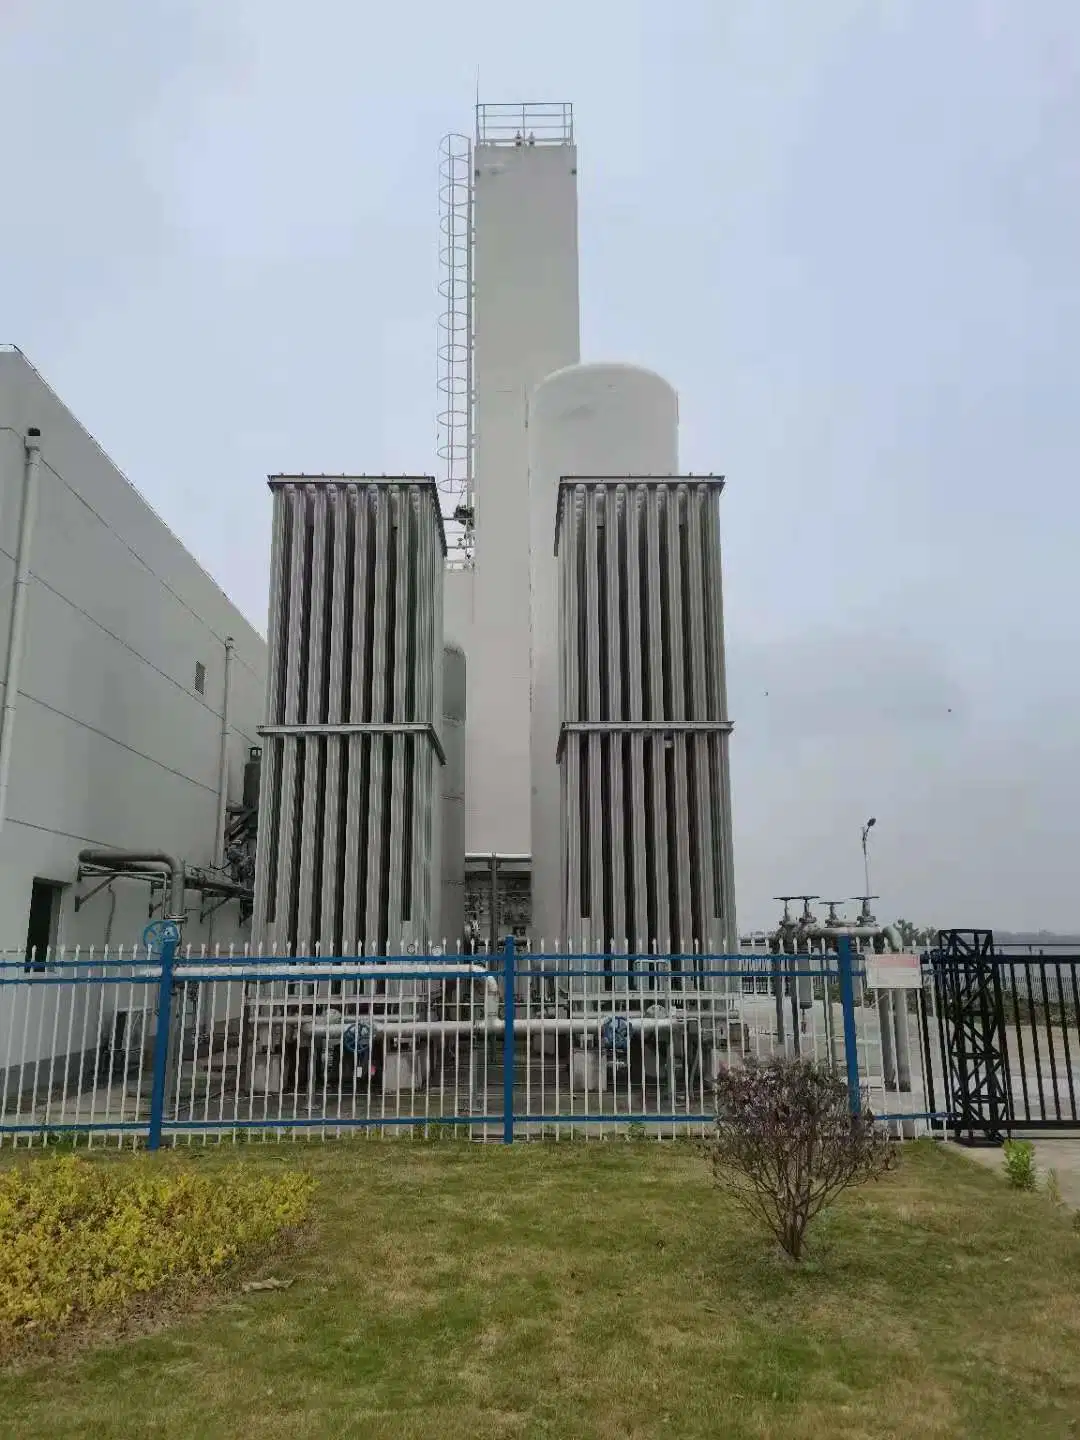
xmin=502 ymin=936 xmax=515 ymax=1145
xmin=147 ymin=932 xmax=177 ymax=1151
xmin=837 ymin=936 xmax=861 ymax=1116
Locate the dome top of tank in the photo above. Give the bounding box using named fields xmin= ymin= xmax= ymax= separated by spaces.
xmin=533 ymin=359 xmax=678 ymax=394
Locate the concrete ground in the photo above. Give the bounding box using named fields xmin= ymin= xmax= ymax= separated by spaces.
xmin=952 ymin=1136 xmax=1080 ymax=1206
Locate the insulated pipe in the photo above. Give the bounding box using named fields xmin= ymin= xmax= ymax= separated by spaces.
xmin=214 ymin=636 xmax=235 ymax=867
xmin=490 ymin=853 xmax=498 ymax=951
xmin=183 ymin=870 xmax=253 ymax=902
xmin=170 ymin=960 xmax=497 ymax=983
xmin=77 ymin=848 xmax=185 ymax=925
xmin=0 ymin=429 xmax=42 ymax=840
xmin=799 ymin=925 xmax=896 ymax=943
xmin=302 ymin=1013 xmax=718 ymax=1044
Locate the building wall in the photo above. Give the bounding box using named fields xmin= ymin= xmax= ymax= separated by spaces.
xmin=0 ymin=349 xmax=266 ymax=1073
xmin=468 ymin=142 xmax=580 ymax=857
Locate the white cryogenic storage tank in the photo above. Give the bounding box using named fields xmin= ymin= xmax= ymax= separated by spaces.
xmin=528 ymin=363 xmax=679 ymax=949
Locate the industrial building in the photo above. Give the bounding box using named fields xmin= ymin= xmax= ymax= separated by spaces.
xmin=0 ymin=347 xmax=265 ymax=959
xmin=1 ymin=99 xmax=737 ymax=971
xmin=1 ymin=103 xmax=944 ymax=1145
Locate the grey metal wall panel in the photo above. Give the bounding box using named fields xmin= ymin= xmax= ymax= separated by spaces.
xmin=625 ymin=488 xmax=648 ymax=953
xmin=254 ymin=477 xmax=447 ymax=956
xmin=251 ymin=486 xmax=289 ymax=941
xmin=555 ymin=475 xmax=735 ymax=957
xmin=319 ymin=488 xmax=348 ymax=956
xmin=604 ymin=487 xmax=626 ymax=950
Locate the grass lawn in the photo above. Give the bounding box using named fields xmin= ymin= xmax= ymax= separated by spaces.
xmin=1 ymin=1138 xmax=1079 ymax=1439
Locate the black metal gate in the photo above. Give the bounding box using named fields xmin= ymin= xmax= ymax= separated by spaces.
xmin=932 ymin=929 xmax=1080 ymax=1142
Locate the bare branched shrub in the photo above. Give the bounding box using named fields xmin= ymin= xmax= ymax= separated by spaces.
xmin=708 ymin=1057 xmax=896 ymax=1261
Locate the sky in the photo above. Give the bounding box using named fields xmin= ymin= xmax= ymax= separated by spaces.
xmin=1 ymin=0 xmax=1078 ymax=933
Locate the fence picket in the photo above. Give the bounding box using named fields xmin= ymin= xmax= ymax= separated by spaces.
xmin=0 ymin=938 xmax=951 ymax=1148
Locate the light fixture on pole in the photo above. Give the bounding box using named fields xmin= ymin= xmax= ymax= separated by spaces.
xmin=861 ymin=817 xmax=877 ymax=897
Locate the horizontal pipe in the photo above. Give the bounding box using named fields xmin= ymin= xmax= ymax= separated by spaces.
xmin=183 ymin=866 xmax=254 ymax=901
xmin=77 ymin=848 xmax=184 ymax=922
xmin=301 ymin=1014 xmax=729 ymax=1043
xmin=80 ymin=861 xmax=172 ymax=883
xmin=778 ymin=925 xmax=896 ymax=944
xmin=108 ymin=962 xmax=499 ymax=988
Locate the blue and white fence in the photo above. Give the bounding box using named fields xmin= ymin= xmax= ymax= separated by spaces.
xmin=0 ymin=937 xmax=941 ymax=1148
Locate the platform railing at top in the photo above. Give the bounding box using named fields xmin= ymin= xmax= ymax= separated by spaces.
xmin=475 ymin=102 xmax=573 ymax=146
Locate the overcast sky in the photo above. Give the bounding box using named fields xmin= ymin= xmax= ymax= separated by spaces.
xmin=2 ymin=0 xmax=1078 ymax=933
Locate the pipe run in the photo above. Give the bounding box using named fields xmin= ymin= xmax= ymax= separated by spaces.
xmin=464 ymin=853 xmax=531 ymax=952
xmin=0 ymin=429 xmax=42 ymax=839
xmin=778 ymin=924 xmax=902 ymax=950
xmin=77 ymin=848 xmax=185 ymax=926
xmin=214 ymin=636 xmax=235 ymax=867
xmin=302 ymin=1012 xmax=720 ymax=1045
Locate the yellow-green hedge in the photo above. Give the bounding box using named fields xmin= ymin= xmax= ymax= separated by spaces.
xmin=0 ymin=1155 xmax=314 ymax=1352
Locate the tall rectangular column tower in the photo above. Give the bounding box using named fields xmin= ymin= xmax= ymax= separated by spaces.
xmin=467 ymin=103 xmax=580 ymax=859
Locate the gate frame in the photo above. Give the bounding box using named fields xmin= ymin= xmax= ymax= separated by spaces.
xmin=932 ymin=928 xmax=1012 ymax=1146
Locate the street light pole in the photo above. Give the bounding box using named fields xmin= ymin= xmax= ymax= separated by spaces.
xmin=861 ymin=817 xmax=877 ymax=897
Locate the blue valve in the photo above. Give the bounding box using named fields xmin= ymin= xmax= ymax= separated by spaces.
xmin=343 ymin=1021 xmax=371 ymax=1059
xmin=601 ymin=1016 xmax=631 ymax=1055
xmin=142 ymin=919 xmax=181 ymax=957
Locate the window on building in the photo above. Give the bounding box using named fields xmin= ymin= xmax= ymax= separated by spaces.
xmin=194 ymin=661 xmax=206 ymax=695
xmin=25 ymin=879 xmax=64 ymax=971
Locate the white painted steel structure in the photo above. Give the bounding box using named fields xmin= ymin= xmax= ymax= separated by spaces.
xmin=252 ymin=477 xmax=446 ymax=956
xmin=467 ymin=104 xmax=580 ymax=858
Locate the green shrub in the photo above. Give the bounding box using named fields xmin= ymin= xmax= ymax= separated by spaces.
xmin=1003 ymin=1140 xmax=1037 ymax=1191
xmin=707 ymin=1057 xmax=895 ymax=1261
xmin=0 ymin=1155 xmax=314 ymax=1353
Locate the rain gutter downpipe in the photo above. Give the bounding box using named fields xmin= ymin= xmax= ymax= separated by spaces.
xmin=214 ymin=636 xmax=235 ymax=867
xmin=0 ymin=429 xmax=42 ymax=841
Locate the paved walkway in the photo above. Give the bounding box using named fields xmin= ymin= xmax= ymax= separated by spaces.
xmin=953 ymin=1136 xmax=1080 ymax=1205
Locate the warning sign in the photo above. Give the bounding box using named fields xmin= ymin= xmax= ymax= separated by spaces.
xmin=863 ymin=952 xmax=924 ymax=991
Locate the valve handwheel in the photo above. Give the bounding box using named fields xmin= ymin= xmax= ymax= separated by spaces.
xmin=142 ymin=919 xmax=181 ymax=956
